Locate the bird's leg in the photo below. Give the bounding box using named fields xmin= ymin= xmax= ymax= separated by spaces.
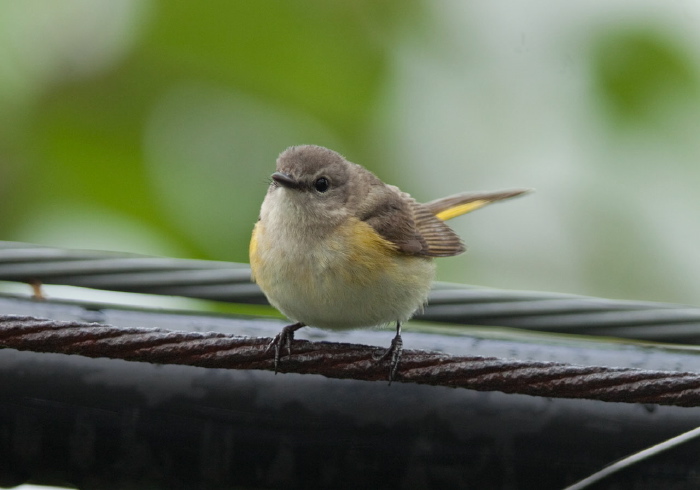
xmin=376 ymin=321 xmax=403 ymax=383
xmin=265 ymin=322 xmax=305 ymax=373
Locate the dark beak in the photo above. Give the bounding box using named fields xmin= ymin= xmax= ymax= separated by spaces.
xmin=271 ymin=172 xmax=301 ymax=190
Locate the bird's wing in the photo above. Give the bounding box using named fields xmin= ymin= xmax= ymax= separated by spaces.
xmin=358 ymin=185 xmax=465 ymax=258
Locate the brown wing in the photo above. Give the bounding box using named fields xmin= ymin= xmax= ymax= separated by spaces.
xmin=409 ymin=201 xmax=466 ymax=257
xmin=358 ymin=185 xmax=465 ymax=258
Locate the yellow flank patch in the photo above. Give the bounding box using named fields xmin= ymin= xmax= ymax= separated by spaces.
xmin=341 ymin=218 xmax=397 ymax=282
xmin=436 ymin=200 xmax=488 ymax=221
xmin=348 ymin=220 xmax=395 ymax=256
xmin=249 ymin=223 xmax=261 ymax=281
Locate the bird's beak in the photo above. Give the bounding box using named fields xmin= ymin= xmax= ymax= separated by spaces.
xmin=271 ymin=172 xmax=302 ymax=190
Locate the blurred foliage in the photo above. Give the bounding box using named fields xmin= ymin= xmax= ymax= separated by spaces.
xmin=146 ymin=2 xmax=392 ymax=135
xmin=2 ymin=1 xmax=700 ymax=306
xmin=592 ymin=27 xmax=699 ymax=130
xmin=0 ymin=0 xmax=423 ymax=262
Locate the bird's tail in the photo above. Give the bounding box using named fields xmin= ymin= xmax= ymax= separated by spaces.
xmin=425 ymin=189 xmax=532 ymax=221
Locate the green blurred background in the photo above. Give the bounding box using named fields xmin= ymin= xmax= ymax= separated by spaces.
xmin=2 ymin=0 xmax=700 ymax=305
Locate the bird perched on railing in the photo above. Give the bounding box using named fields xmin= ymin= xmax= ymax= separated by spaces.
xmin=250 ymin=145 xmax=530 ymax=380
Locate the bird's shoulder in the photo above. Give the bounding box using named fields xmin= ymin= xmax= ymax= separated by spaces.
xmin=355 ymin=183 xmax=465 ymax=257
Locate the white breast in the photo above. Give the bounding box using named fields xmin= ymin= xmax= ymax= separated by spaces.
xmin=251 ymin=193 xmax=435 ymax=329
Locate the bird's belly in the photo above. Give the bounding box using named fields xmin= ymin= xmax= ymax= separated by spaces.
xmin=251 ymin=218 xmax=435 ymax=329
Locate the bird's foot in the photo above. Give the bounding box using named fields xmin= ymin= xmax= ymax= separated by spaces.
xmin=375 ymin=325 xmax=403 ymax=384
xmin=265 ymin=322 xmax=305 ymax=373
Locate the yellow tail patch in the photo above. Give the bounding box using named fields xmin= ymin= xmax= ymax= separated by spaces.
xmin=435 ymin=200 xmax=489 ymax=221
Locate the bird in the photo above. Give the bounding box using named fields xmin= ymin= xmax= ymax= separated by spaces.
xmin=250 ymin=145 xmax=529 ymax=381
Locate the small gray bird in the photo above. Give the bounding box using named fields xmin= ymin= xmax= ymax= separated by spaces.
xmin=250 ymin=145 xmax=529 ymax=380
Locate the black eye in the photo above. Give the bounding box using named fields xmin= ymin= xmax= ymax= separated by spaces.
xmin=314 ymin=177 xmax=329 ymax=193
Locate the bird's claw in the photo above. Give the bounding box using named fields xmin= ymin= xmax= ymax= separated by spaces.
xmin=375 ymin=331 xmax=403 ymax=384
xmin=265 ymin=322 xmax=304 ymax=373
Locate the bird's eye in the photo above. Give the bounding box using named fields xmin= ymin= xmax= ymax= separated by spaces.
xmin=314 ymin=177 xmax=330 ymax=193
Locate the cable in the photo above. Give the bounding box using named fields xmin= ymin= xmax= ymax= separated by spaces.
xmin=1 ymin=241 xmax=700 ymax=341
xmin=3 ymin=314 xmax=700 ymax=407
xmin=563 ymin=426 xmax=700 ymax=490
